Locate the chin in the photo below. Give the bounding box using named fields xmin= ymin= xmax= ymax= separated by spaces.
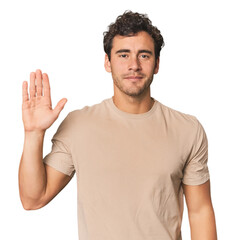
xmin=123 ymin=88 xmax=146 ymax=97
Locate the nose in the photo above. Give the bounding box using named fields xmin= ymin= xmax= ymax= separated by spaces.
xmin=128 ymin=56 xmax=141 ymax=71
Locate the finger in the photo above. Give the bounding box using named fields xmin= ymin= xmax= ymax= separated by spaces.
xmin=53 ymin=98 xmax=67 ymax=117
xmin=35 ymin=69 xmax=43 ymax=96
xmin=22 ymin=81 xmax=29 ymax=103
xmin=42 ymin=73 xmax=51 ymax=98
xmin=29 ymin=72 xmax=36 ymax=99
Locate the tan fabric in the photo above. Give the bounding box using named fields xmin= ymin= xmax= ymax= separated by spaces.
xmin=43 ymin=97 xmax=210 ymax=240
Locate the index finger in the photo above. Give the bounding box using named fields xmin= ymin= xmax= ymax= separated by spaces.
xmin=42 ymin=73 xmax=51 ymax=98
xmin=22 ymin=81 xmax=29 ymax=104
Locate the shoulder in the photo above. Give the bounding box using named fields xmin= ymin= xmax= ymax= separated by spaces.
xmin=62 ymin=98 xmax=110 ymax=130
xmin=157 ymin=100 xmax=199 ymax=128
xmin=156 ymin=101 xmax=208 ymax=159
xmin=155 ymin=100 xmax=206 ymax=144
xmin=68 ymin=99 xmax=107 ymax=116
xmin=53 ymin=99 xmax=107 ymax=140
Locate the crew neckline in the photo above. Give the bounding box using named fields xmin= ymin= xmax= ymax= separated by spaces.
xmin=107 ymin=97 xmax=158 ymax=119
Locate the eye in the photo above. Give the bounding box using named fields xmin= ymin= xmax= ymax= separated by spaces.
xmin=119 ymin=54 xmax=128 ymax=58
xmin=140 ymin=54 xmax=149 ymax=59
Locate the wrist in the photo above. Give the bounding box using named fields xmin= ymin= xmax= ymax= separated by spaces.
xmin=24 ymin=130 xmax=46 ymax=138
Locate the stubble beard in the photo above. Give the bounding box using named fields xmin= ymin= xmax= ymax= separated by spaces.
xmin=112 ymin=73 xmax=154 ymax=97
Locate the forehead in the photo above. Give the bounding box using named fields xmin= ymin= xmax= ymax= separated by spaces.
xmin=111 ymin=31 xmax=155 ymax=52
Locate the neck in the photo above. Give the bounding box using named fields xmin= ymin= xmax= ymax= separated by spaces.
xmin=112 ymin=93 xmax=154 ymax=114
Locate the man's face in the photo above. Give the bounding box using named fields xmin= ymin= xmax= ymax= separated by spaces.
xmin=105 ymin=31 xmax=159 ymax=97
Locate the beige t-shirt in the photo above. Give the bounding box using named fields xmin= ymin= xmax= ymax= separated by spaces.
xmin=43 ymin=97 xmax=210 ymax=240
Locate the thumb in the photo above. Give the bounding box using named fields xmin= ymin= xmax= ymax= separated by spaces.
xmin=53 ymin=98 xmax=67 ymax=117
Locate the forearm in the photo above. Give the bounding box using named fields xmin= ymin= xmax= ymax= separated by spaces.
xmin=18 ymin=131 xmax=47 ymax=209
xmin=189 ymin=206 xmax=217 ymax=240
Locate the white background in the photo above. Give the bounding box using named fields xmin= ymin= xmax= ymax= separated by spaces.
xmin=0 ymin=0 xmax=235 ymax=239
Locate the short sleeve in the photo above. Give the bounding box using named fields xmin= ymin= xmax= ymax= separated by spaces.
xmin=43 ymin=113 xmax=75 ymax=178
xmin=182 ymin=118 xmax=210 ymax=185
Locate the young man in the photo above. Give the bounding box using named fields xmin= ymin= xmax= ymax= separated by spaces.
xmin=19 ymin=11 xmax=217 ymax=240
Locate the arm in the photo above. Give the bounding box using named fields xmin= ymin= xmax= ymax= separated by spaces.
xmin=19 ymin=132 xmax=73 ymax=210
xmin=183 ymin=179 xmax=217 ymax=240
xmin=18 ymin=69 xmax=69 ymax=210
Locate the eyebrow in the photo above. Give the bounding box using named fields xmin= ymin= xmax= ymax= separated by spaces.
xmin=115 ymin=49 xmax=153 ymax=55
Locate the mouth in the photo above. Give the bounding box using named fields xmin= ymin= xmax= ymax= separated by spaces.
xmin=124 ymin=75 xmax=143 ymax=82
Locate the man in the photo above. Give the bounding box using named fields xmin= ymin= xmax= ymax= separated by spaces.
xmin=19 ymin=11 xmax=217 ymax=240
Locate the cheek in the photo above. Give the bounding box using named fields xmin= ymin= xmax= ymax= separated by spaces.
xmin=111 ymin=60 xmax=126 ymax=73
xmin=146 ymin=62 xmax=157 ymax=73
xmin=142 ymin=63 xmax=154 ymax=73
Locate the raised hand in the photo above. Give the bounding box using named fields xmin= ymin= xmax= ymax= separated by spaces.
xmin=22 ymin=69 xmax=67 ymax=133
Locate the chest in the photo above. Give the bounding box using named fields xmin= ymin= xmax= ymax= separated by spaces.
xmin=73 ymin=122 xmax=186 ymax=194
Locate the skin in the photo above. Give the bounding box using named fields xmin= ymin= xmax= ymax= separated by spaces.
xmin=19 ymin=70 xmax=72 ymax=210
xmin=105 ymin=30 xmax=217 ymax=239
xmin=183 ymin=180 xmax=218 ymax=239
xmin=19 ymin=30 xmax=217 ymax=239
xmin=104 ymin=31 xmax=159 ymax=114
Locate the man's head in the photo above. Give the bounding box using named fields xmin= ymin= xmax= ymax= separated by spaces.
xmin=103 ymin=10 xmax=164 ymax=65
xmin=103 ymin=11 xmax=164 ymax=98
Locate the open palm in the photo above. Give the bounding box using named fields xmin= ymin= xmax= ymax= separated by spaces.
xmin=22 ymin=69 xmax=67 ymax=132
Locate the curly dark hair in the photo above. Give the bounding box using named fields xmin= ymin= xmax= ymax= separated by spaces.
xmin=103 ymin=10 xmax=165 ymax=63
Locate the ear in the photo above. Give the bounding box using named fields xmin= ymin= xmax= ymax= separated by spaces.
xmin=104 ymin=54 xmax=111 ymax=73
xmin=154 ymin=57 xmax=160 ymax=74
